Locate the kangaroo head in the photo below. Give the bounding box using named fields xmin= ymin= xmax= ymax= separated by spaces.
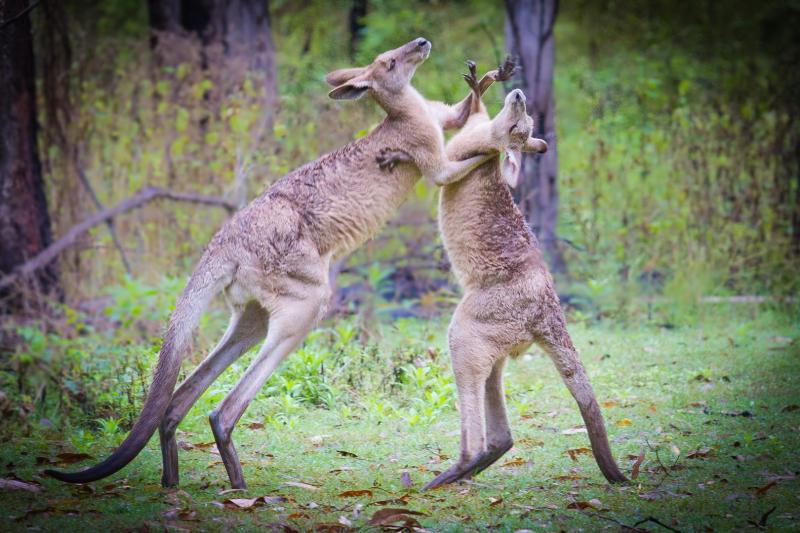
xmin=326 ymin=37 xmax=431 ymax=106
xmin=491 ymin=89 xmax=547 ymax=188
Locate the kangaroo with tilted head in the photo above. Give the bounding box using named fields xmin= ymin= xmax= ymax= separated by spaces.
xmin=46 ymin=38 xmax=493 ymax=489
xmin=385 ymin=63 xmax=628 ymax=489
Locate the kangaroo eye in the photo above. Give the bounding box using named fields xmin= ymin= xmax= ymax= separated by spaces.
xmin=388 ymin=59 xmax=396 ymax=71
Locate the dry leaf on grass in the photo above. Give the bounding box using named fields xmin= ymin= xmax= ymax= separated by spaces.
xmin=216 ymin=495 xmax=288 ymax=510
xmin=601 ymin=400 xmax=619 ymax=408
xmin=246 ymin=422 xmax=265 ymax=430
xmin=284 ymin=481 xmax=320 ymax=491
xmin=501 ymin=457 xmax=526 ymax=467
xmin=755 ymin=481 xmax=777 ymax=495
xmin=55 ymin=452 xmax=93 ymax=464
xmin=337 ymin=489 xmax=373 ymax=498
xmin=631 ymin=448 xmax=645 ymax=480
xmin=615 ymin=418 xmax=633 ymax=427
xmin=368 ymin=507 xmax=425 ymax=526
xmin=687 ymin=448 xmax=712 ymax=459
xmin=565 ymin=448 xmax=592 ymax=461
xmin=561 ymin=426 xmax=587 ymax=435
xmin=337 ymin=450 xmax=358 ymax=458
xmin=566 ymin=499 xmax=602 ymax=510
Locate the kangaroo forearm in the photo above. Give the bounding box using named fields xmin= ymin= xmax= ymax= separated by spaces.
xmin=430 ymin=153 xmax=492 ymax=186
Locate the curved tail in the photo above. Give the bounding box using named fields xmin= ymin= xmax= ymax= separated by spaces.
xmin=547 ymin=338 xmax=628 ymax=483
xmin=46 ymin=260 xmax=230 ymax=483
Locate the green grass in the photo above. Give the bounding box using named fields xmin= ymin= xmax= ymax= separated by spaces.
xmin=1 ymin=310 xmax=799 ymax=531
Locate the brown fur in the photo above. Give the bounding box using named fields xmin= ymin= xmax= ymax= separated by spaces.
xmin=46 ymin=38 xmax=490 ymax=489
xmin=423 ymin=87 xmax=627 ymax=489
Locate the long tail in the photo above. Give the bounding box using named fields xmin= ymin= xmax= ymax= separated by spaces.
xmin=546 ymin=335 xmax=628 ymax=483
xmin=46 ymin=259 xmax=231 ymax=483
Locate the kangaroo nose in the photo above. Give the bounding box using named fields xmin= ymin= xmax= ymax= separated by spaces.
xmin=515 ymin=91 xmax=522 ymax=102
xmin=417 ymin=38 xmax=429 ymax=48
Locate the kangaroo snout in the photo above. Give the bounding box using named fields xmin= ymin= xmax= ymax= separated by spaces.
xmin=507 ymin=89 xmax=526 ymax=105
xmin=411 ymin=37 xmax=431 ymax=61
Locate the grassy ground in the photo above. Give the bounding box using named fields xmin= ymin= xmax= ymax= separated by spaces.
xmin=1 ymin=309 xmax=798 ymax=531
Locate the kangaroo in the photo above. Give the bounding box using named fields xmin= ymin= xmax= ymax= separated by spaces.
xmin=46 ymin=38 xmax=493 ymax=489
xmin=385 ymin=68 xmax=628 ymax=489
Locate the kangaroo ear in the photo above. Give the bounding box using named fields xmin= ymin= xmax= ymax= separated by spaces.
xmin=328 ymin=77 xmax=372 ymax=100
xmin=501 ymin=149 xmax=522 ymax=188
xmin=325 ymin=67 xmax=366 ymax=87
xmin=521 ymin=136 xmax=548 ymax=153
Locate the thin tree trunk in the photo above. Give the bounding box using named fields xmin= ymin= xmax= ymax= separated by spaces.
xmin=349 ymin=0 xmax=367 ymax=58
xmin=505 ymin=0 xmax=566 ymax=274
xmin=0 ymin=0 xmax=58 ymax=310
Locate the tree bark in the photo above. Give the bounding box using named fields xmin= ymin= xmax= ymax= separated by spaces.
xmin=349 ymin=0 xmax=367 ymax=58
xmin=0 ymin=0 xmax=58 ymax=310
xmin=147 ymin=0 xmax=277 ymax=118
xmin=505 ymin=0 xmax=566 ymax=274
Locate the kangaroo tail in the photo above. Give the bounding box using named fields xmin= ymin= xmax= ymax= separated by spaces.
xmin=544 ymin=333 xmax=628 ymax=483
xmin=46 ymin=259 xmax=232 ymax=483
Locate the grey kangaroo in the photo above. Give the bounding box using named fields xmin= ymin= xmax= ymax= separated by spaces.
xmin=380 ymin=65 xmax=627 ymax=488
xmin=46 ymin=38 xmax=492 ymax=489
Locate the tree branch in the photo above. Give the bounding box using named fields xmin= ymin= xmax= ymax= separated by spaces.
xmin=0 ymin=186 xmax=236 ymax=291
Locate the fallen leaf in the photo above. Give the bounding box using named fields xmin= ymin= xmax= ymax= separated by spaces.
xmin=336 ymin=450 xmax=358 ymax=458
xmin=782 ymin=404 xmax=800 ymax=412
xmin=755 ymin=481 xmax=777 ymax=495
xmin=337 ymin=489 xmax=373 ymax=498
xmin=501 ymin=457 xmax=526 ymax=467
xmin=368 ymin=507 xmax=425 ymax=526
xmin=55 ymin=452 xmax=93 ymax=464
xmin=516 ymin=437 xmax=545 ymax=447
xmin=565 ymin=448 xmax=592 ymax=462
xmin=639 ymin=490 xmax=663 ymax=501
xmin=338 ymin=515 xmax=352 ymax=527
xmin=284 ymin=481 xmax=320 ymax=491
xmin=561 ymin=426 xmax=587 ymax=435
xmin=601 ymin=400 xmax=619 ymax=408
xmin=488 ymin=497 xmax=503 ymax=507
xmin=192 ymin=442 xmax=215 ymax=449
xmin=0 ymin=478 xmax=41 ymax=493
xmin=246 ymin=422 xmax=265 ymax=430
xmin=687 ymin=448 xmax=712 ymax=459
xmin=552 ymin=473 xmax=585 ymax=481
xmin=615 ymin=418 xmax=633 ymax=427
xmin=401 ymin=471 xmax=413 ymax=488
xmin=631 ymin=448 xmax=645 ymax=480
xmin=567 ymin=501 xmax=598 ymax=510
xmin=329 ymin=467 xmax=355 ymax=474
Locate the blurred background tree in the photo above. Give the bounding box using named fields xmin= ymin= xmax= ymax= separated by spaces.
xmin=0 ymin=0 xmax=797 ymax=324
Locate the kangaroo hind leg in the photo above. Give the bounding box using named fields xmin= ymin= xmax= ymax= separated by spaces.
xmin=424 ymin=322 xmax=497 ymax=490
xmin=159 ymin=301 xmax=268 ymax=487
xmin=209 ymin=295 xmax=325 ymax=489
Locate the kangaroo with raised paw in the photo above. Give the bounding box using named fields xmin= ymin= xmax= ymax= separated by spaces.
xmin=390 ymin=65 xmax=628 ymax=489
xmin=45 ymin=38 xmax=494 ymax=490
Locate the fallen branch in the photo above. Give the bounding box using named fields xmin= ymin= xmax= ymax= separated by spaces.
xmin=0 ymin=186 xmax=237 ymax=291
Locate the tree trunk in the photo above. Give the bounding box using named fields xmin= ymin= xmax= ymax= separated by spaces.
xmin=0 ymin=0 xmax=58 ymax=310
xmin=505 ymin=0 xmax=566 ymax=274
xmin=147 ymin=0 xmax=278 ymax=124
xmin=349 ymin=0 xmax=367 ymax=58
xmin=218 ymin=0 xmax=278 ymax=119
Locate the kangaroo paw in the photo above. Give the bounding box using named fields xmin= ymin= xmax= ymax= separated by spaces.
xmin=376 ymin=148 xmax=412 ymax=171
